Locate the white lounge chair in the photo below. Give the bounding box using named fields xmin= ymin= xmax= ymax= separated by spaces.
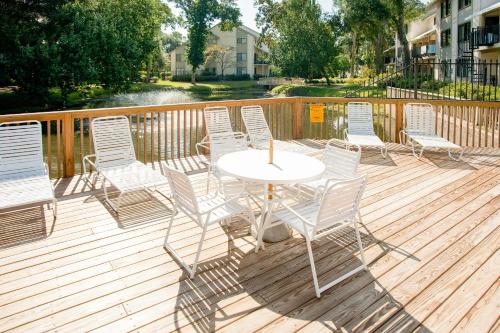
xmin=195 ymin=107 xmax=249 ymax=192
xmin=400 ymin=103 xmax=464 ymax=161
xmin=0 ymin=121 xmax=57 ymax=218
xmin=345 ymin=102 xmax=387 ymax=158
xmin=163 ymin=165 xmax=256 ymax=278
xmin=301 ymin=139 xmax=361 ymax=198
xmin=83 ymin=116 xmax=170 ymax=213
xmin=273 ymin=175 xmax=368 ymax=298
xmin=240 ymin=105 xmax=318 ymax=155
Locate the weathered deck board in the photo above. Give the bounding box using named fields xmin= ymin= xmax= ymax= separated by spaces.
xmin=0 ymin=143 xmax=499 ymax=333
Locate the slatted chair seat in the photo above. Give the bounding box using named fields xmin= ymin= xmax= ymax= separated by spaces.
xmin=345 ymin=102 xmax=387 ymax=157
xmin=241 ymin=105 xmax=318 ymax=155
xmin=0 ymin=121 xmax=57 ymax=217
xmin=301 ymin=139 xmax=361 ymax=198
xmin=84 ymin=116 xmax=170 ymax=213
xmin=400 ymin=103 xmax=464 ymax=160
xmin=272 ymin=175 xmax=368 ymax=298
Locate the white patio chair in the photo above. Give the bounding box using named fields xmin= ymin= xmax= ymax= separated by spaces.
xmin=83 ymin=116 xmax=170 ymax=213
xmin=163 ymin=165 xmax=257 ymax=278
xmin=195 ymin=107 xmax=249 ymax=193
xmin=300 ymin=138 xmax=361 ymax=198
xmin=400 ymin=103 xmax=464 ymax=161
xmin=0 ymin=121 xmax=57 ymax=218
xmin=240 ymin=105 xmax=318 ymax=155
xmin=345 ymin=102 xmax=387 ymax=158
xmin=273 ymin=175 xmax=368 ymax=298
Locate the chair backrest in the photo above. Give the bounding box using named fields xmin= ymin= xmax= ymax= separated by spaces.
xmin=164 ymin=166 xmax=199 ymax=215
xmin=92 ymin=116 xmax=136 ymax=170
xmin=204 ymin=107 xmax=233 ymax=136
xmin=0 ymin=121 xmax=45 ymax=180
xmin=314 ymin=175 xmax=367 ymax=235
xmin=240 ymin=105 xmax=273 ymax=146
xmin=323 ymin=140 xmax=360 ymax=180
xmin=404 ymin=103 xmax=436 ymax=136
xmin=209 ymin=132 xmax=248 ymax=165
xmin=347 ymin=102 xmax=376 ymax=135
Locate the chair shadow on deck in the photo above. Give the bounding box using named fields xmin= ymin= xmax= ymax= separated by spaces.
xmin=0 ymin=205 xmax=55 ymax=249
xmin=86 ymin=189 xmax=175 ymax=229
xmin=168 ymin=219 xmax=428 ymax=332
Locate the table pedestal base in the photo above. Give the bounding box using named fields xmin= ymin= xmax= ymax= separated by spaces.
xmin=262 ymin=223 xmax=292 ymax=243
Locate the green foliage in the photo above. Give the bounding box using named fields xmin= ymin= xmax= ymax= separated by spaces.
xmin=173 ymin=0 xmax=240 ymax=82
xmin=438 ymin=82 xmax=500 ymax=101
xmin=256 ymin=0 xmax=339 ymax=81
xmin=162 ymin=31 xmax=184 ymax=53
xmin=0 ymin=0 xmax=172 ymax=104
xmin=171 ymin=74 xmax=250 ymax=82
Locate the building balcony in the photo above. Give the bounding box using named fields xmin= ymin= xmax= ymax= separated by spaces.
xmin=471 ymin=25 xmax=500 ymax=48
xmin=254 ymin=59 xmax=269 ymax=65
xmin=412 ymin=44 xmax=437 ymax=58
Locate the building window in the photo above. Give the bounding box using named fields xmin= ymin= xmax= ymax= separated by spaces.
xmin=237 ymin=37 xmax=247 ymax=44
xmin=176 ymin=69 xmax=186 ymax=75
xmin=441 ymin=29 xmax=451 ymax=47
xmin=458 ymin=0 xmax=471 ymax=10
xmin=237 ymin=67 xmax=247 ymax=75
xmin=176 ymin=54 xmax=182 ymax=62
xmin=458 ymin=22 xmax=471 ymax=42
xmin=440 ymin=0 xmax=451 ymax=18
xmin=236 ymin=53 xmax=247 ymax=62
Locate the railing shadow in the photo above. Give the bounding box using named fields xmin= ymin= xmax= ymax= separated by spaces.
xmin=167 ymin=220 xmax=426 ymax=332
xmin=0 ymin=205 xmax=54 ymax=249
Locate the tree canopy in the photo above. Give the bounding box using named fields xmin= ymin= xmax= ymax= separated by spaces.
xmin=172 ymin=0 xmax=241 ymax=83
xmin=0 ymin=0 xmax=172 ymax=103
xmin=256 ymin=0 xmax=339 ymax=83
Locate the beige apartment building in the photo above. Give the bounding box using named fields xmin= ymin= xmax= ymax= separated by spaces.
xmin=390 ymin=0 xmax=499 ymax=65
xmin=171 ymin=24 xmax=271 ymax=78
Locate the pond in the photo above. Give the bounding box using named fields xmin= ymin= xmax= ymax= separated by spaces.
xmin=78 ymin=88 xmax=272 ymax=109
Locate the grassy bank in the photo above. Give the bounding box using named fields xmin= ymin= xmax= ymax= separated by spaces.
xmin=271 ymin=83 xmax=384 ymax=98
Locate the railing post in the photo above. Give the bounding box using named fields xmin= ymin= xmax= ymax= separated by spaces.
xmin=63 ymin=113 xmax=75 ymax=178
xmin=292 ymin=98 xmax=304 ymax=139
xmin=395 ymin=102 xmax=404 ymax=144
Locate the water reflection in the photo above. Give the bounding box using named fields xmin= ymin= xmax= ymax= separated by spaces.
xmin=81 ymin=90 xmax=199 ymax=109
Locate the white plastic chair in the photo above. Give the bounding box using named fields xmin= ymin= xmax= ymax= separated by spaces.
xmin=400 ymin=103 xmax=464 ymax=161
xmin=0 ymin=121 xmax=57 ymax=218
xmin=301 ymin=139 xmax=361 ymax=198
xmin=163 ymin=165 xmax=257 ymax=278
xmin=83 ymin=116 xmax=170 ymax=213
xmin=240 ymin=105 xmax=318 ymax=155
xmin=345 ymin=102 xmax=387 ymax=158
xmin=273 ymin=175 xmax=368 ymax=298
xmin=195 ymin=107 xmax=249 ymax=192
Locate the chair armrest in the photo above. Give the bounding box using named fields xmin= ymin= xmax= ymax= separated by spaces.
xmin=83 ymin=154 xmax=97 ymax=175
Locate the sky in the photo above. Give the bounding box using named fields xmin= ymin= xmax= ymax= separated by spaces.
xmin=167 ymin=0 xmax=333 ymax=36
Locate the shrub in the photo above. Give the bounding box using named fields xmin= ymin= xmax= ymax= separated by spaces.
xmin=223 ymin=74 xmax=251 ymax=81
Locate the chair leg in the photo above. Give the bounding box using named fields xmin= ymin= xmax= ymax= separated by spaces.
xmin=305 ymin=238 xmax=321 ymax=298
xmin=190 ymin=224 xmax=208 ymax=278
xmin=52 ymin=199 xmax=58 ymax=219
xmin=448 ymin=148 xmax=464 ymax=161
xmin=206 ymin=166 xmax=212 ymax=194
xmin=354 ymin=217 xmax=367 ymax=268
xmin=164 ymin=208 xmax=176 ymax=247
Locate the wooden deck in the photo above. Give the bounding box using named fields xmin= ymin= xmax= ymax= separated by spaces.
xmin=0 ymin=142 xmax=499 ymax=333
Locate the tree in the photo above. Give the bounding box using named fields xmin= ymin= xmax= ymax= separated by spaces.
xmin=204 ymin=45 xmax=235 ymax=77
xmin=172 ymin=0 xmax=241 ymax=83
xmin=384 ymin=0 xmax=424 ymax=68
xmin=256 ymin=0 xmax=339 ymax=83
xmin=0 ymin=0 xmax=172 ymax=104
xmin=162 ymin=31 xmax=185 ymax=53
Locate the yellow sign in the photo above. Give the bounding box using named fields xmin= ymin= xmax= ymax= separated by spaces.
xmin=310 ymin=104 xmax=324 ymax=123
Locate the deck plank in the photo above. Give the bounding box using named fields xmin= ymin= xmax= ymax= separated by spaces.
xmin=0 ymin=144 xmax=498 ymax=333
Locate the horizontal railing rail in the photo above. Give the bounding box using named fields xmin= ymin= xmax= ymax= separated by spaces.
xmin=1 ymin=97 xmax=499 ymax=178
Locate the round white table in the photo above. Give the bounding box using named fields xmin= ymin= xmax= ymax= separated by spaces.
xmin=217 ymin=149 xmax=325 ymax=250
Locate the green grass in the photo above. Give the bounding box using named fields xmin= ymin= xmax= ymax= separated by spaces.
xmin=154 ymin=80 xmax=258 ymax=91
xmin=271 ymin=84 xmax=385 ymax=98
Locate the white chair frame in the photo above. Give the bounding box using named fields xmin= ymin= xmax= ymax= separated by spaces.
xmin=273 ymin=175 xmax=368 ymax=298
xmin=83 ymin=116 xmax=170 ymax=213
xmin=240 ymin=105 xmax=318 ymax=155
xmin=0 ymin=121 xmax=57 ymax=218
xmin=163 ymin=166 xmax=257 ymax=278
xmin=344 ymin=102 xmax=387 ymax=158
xmin=301 ymin=138 xmax=361 ymax=199
xmin=399 ymin=103 xmax=464 ymax=161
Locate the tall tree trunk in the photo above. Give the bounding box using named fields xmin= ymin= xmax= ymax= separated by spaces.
xmin=374 ymin=33 xmax=385 ymax=74
xmin=191 ymin=70 xmax=196 ymax=84
xmin=350 ymin=31 xmax=357 ymax=77
xmin=394 ymin=0 xmax=411 ymax=69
